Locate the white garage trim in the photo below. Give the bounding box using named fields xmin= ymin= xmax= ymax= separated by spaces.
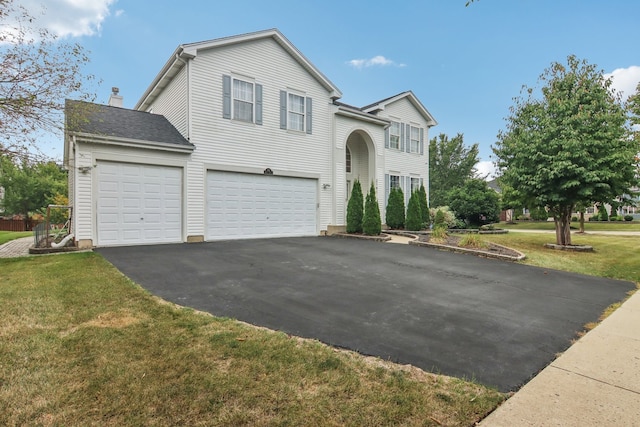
xmin=96 ymin=161 xmax=183 ymax=246
xmin=206 ymin=170 xmax=318 ymax=240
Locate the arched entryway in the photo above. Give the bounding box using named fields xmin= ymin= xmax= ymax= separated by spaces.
xmin=345 ymin=130 xmax=375 ymax=200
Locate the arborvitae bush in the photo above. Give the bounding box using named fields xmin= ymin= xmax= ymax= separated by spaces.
xmin=363 ymin=181 xmax=382 ymax=236
xmin=405 ymin=191 xmax=423 ymax=231
xmin=346 ymin=179 xmax=363 ymax=233
xmin=597 ymin=204 xmax=609 ymax=221
xmin=385 ymin=187 xmax=405 ymax=229
xmin=418 ymin=184 xmax=429 ymax=227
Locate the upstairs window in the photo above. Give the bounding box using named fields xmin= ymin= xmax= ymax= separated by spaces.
xmin=280 ymin=90 xmax=313 ymax=134
xmin=288 ymin=93 xmax=305 ymax=131
xmin=345 ymin=147 xmax=352 ymax=173
xmin=389 ymin=121 xmax=401 ymax=150
xmin=410 ymin=126 xmax=421 ymax=153
xmin=233 ymin=79 xmax=254 ymax=122
xmin=222 ymin=75 xmax=262 ymax=124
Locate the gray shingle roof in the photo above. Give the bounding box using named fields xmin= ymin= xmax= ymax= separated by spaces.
xmin=65 ymin=99 xmax=194 ymax=149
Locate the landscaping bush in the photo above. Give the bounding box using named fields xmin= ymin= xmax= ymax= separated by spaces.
xmin=363 ymin=182 xmax=382 ymax=236
xmin=458 ymin=233 xmax=488 ymax=249
xmin=385 ymin=187 xmax=405 ymax=229
xmin=346 ymin=179 xmax=363 ymax=233
xmin=530 ymin=206 xmax=549 ymax=221
xmin=571 ymin=216 xmax=578 ymax=222
xmin=405 ymin=191 xmax=423 ymax=231
xmin=624 ymin=215 xmax=634 ymax=222
xmin=434 ymin=209 xmax=446 ymax=229
xmin=429 ymin=206 xmax=457 ymax=228
xmin=418 ymin=184 xmax=429 ymax=227
xmin=588 ymin=216 xmax=599 ymax=221
xmin=429 ymin=226 xmax=448 ymax=243
xmin=597 ymin=204 xmax=609 ymax=221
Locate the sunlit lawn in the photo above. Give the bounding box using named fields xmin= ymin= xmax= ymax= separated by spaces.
xmin=0 ymin=231 xmax=32 ymax=245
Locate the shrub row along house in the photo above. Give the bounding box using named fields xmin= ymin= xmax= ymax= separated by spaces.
xmin=64 ymin=29 xmax=437 ymax=247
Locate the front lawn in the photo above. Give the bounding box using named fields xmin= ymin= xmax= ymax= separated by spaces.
xmin=0 ymin=231 xmax=32 ymax=245
xmin=499 ymin=221 xmax=640 ymax=231
xmin=0 ymin=253 xmax=504 ymax=426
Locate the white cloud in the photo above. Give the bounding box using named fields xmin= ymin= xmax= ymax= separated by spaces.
xmin=475 ymin=160 xmax=497 ymax=180
xmin=604 ymin=65 xmax=640 ymax=100
xmin=347 ymin=55 xmax=406 ymax=69
xmin=5 ymin=0 xmax=118 ymax=39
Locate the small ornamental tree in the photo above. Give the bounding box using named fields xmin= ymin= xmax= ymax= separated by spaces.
xmin=530 ymin=206 xmax=549 ymax=221
xmin=418 ymin=184 xmax=429 ymax=227
xmin=363 ymin=181 xmax=382 ymax=235
xmin=385 ymin=187 xmax=405 ymax=229
xmin=346 ymin=179 xmax=363 ymax=233
xmin=494 ymin=55 xmax=638 ymax=245
xmin=405 ymin=191 xmax=423 ymax=231
xmin=434 ymin=209 xmax=446 ymax=229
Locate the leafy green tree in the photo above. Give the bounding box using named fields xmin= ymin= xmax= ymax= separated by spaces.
xmin=0 ymin=0 xmax=96 ymax=155
xmin=493 ymin=55 xmax=638 ymax=245
xmin=385 ymin=187 xmax=405 ymax=229
xmin=434 ymin=209 xmax=446 ymax=229
xmin=447 ymin=179 xmax=500 ymax=227
xmin=363 ymin=182 xmax=382 ymax=236
xmin=405 ymin=191 xmax=423 ymax=231
xmin=346 ymin=179 xmax=363 ymax=233
xmin=418 ymin=184 xmax=429 ymax=227
xmin=0 ymin=156 xmax=67 ymax=228
xmin=429 ymin=133 xmax=480 ymax=207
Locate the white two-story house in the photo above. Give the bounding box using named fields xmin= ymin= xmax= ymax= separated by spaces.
xmin=64 ymin=29 xmax=437 ymax=248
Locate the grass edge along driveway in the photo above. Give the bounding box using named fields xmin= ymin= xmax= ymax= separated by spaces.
xmin=0 ymin=252 xmax=503 ymax=427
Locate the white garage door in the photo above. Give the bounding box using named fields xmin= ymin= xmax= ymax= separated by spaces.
xmin=97 ymin=161 xmax=182 ymax=246
xmin=207 ymin=171 xmax=317 ymax=240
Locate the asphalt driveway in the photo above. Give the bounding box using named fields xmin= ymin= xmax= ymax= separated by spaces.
xmin=97 ymin=237 xmax=635 ymax=392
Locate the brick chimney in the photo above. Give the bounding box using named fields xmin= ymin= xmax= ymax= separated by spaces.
xmin=108 ymin=87 xmax=123 ymax=107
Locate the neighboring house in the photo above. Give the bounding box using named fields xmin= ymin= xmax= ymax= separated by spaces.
xmin=64 ymin=29 xmax=437 ymax=248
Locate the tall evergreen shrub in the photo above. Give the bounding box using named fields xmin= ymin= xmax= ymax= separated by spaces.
xmin=363 ymin=181 xmax=382 ymax=235
xmin=406 ymin=191 xmax=423 ymax=231
xmin=418 ymin=184 xmax=429 ymax=227
xmin=385 ymin=187 xmax=405 ymax=229
xmin=346 ymin=179 xmax=363 ymax=233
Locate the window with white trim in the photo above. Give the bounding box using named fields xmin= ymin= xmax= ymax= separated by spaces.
xmin=410 ymin=126 xmax=420 ymax=153
xmin=411 ymin=177 xmax=421 ymax=193
xmin=389 ymin=121 xmax=401 ymax=150
xmin=233 ymin=78 xmax=254 ymax=122
xmin=288 ymin=93 xmax=305 ymax=131
xmin=389 ymin=175 xmax=400 ymax=189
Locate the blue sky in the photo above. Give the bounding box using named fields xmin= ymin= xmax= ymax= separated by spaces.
xmin=15 ymin=0 xmax=640 ymax=175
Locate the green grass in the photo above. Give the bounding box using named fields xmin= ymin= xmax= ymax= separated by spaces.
xmin=0 ymin=231 xmax=32 ymax=245
xmin=487 ymin=233 xmax=640 ymax=282
xmin=0 ymin=253 xmax=504 ymax=426
xmin=499 ymin=221 xmax=640 ymax=231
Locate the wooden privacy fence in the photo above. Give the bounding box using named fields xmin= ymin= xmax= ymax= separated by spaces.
xmin=0 ymin=218 xmax=41 ymax=232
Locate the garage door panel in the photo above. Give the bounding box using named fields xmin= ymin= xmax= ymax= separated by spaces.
xmin=206 ymin=171 xmax=316 ymax=241
xmin=97 ymin=161 xmax=182 ymax=246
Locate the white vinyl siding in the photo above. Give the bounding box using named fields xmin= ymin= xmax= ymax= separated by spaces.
xmin=206 ymin=171 xmax=317 ymax=240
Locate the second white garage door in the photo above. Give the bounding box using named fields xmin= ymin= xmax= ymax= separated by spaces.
xmin=206 ymin=171 xmax=317 ymax=240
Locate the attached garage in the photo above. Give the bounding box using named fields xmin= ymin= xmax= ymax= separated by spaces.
xmin=206 ymin=171 xmax=317 ymax=240
xmin=96 ymin=161 xmax=183 ymax=246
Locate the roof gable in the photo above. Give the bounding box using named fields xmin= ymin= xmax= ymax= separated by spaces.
xmin=136 ymin=29 xmax=342 ymax=111
xmin=66 ymin=100 xmax=194 ymax=150
xmin=362 ymin=91 xmax=438 ymax=126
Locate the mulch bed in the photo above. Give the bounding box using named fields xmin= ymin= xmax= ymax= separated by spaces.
xmin=416 ymin=234 xmax=525 ymax=260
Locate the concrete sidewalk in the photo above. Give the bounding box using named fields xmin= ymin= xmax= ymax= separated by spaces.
xmin=0 ymin=236 xmax=33 ymax=258
xmin=480 ymin=290 xmax=640 ymax=426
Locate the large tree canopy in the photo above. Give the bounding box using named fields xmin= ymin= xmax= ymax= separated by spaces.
xmin=428 ymin=133 xmax=479 ymax=208
xmin=493 ymin=55 xmax=639 ymax=245
xmin=0 ymin=0 xmax=96 ymax=156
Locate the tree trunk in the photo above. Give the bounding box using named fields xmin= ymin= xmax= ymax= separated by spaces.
xmin=579 ymin=211 xmax=585 ymax=233
xmin=553 ymin=206 xmax=573 ymax=246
